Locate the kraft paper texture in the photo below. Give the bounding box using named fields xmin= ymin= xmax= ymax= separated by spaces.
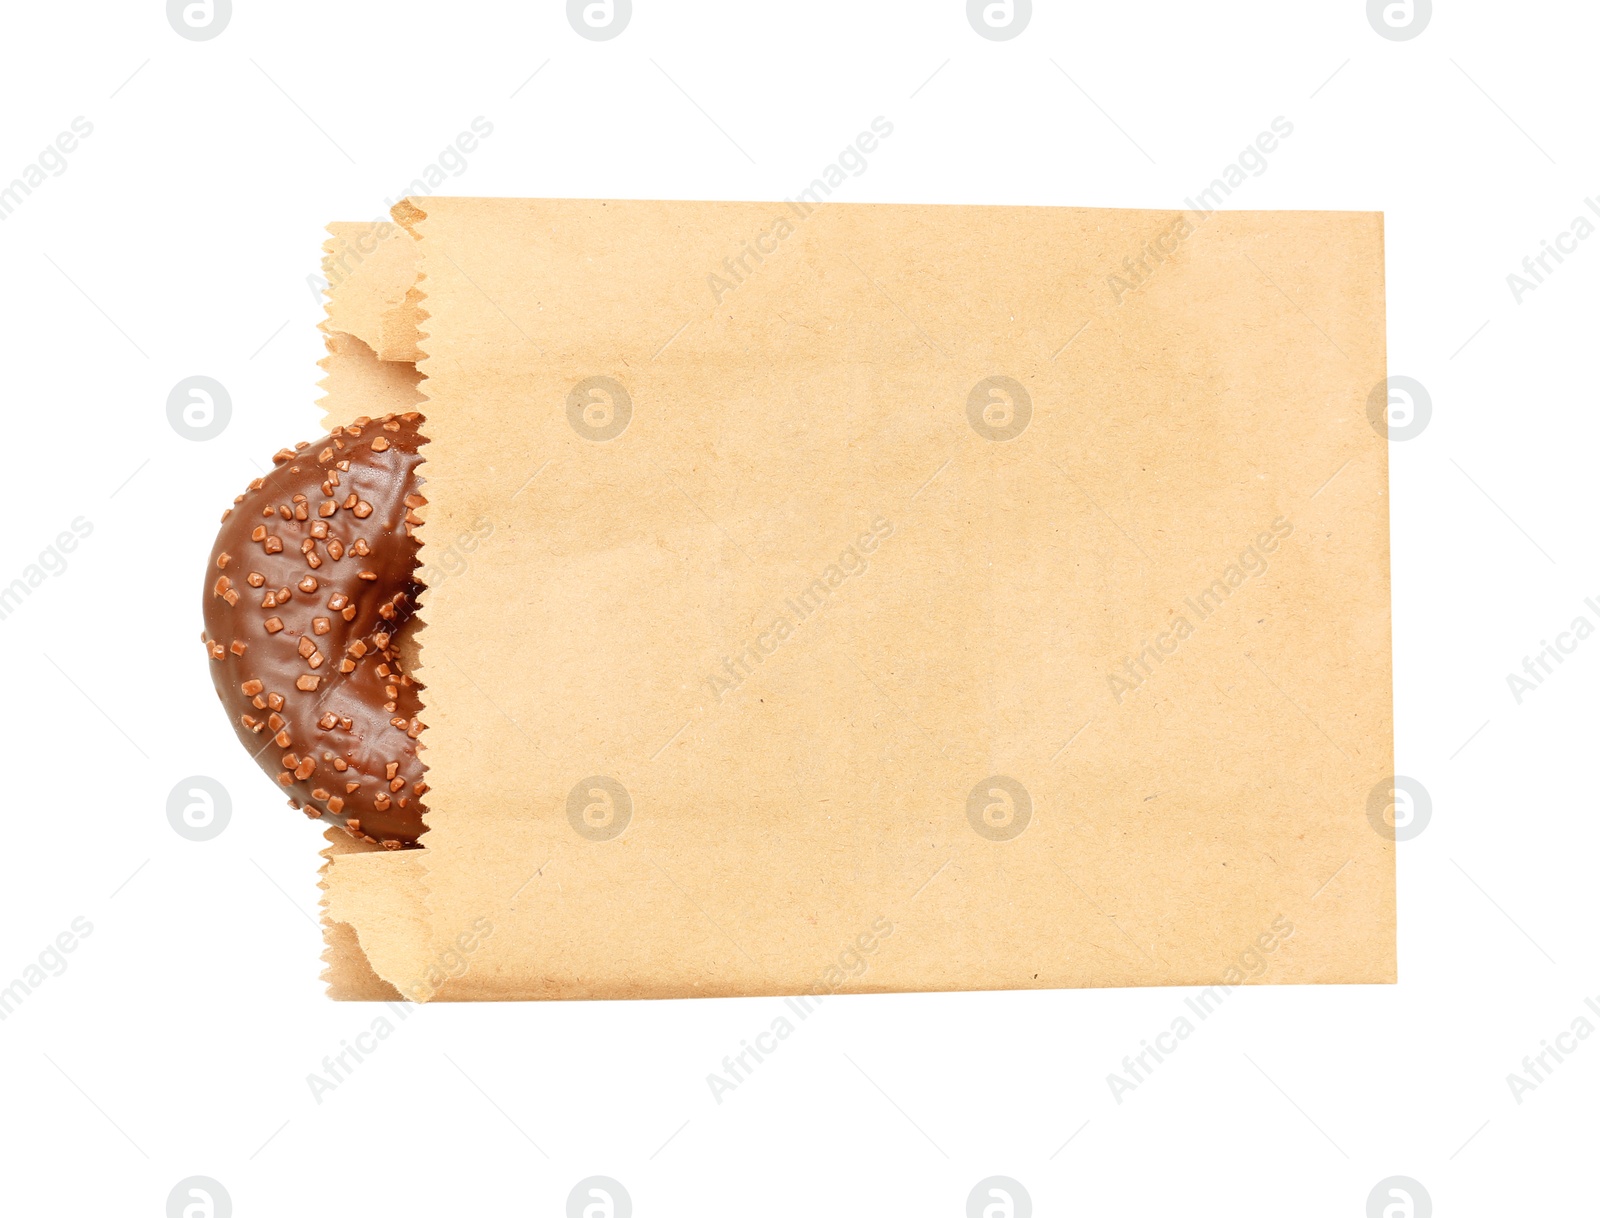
xmin=314 ymin=197 xmax=1393 ymax=1001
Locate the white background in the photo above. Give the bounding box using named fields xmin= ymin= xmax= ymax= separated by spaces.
xmin=0 ymin=1 xmax=1594 ymax=1214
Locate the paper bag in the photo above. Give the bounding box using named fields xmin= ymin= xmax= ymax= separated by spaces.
xmin=312 ymin=198 xmax=1393 ymax=1001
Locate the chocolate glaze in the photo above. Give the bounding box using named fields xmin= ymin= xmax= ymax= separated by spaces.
xmin=201 ymin=413 xmax=428 ymax=846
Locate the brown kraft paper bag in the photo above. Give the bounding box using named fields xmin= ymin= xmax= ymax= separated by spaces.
xmin=311 ymin=197 xmax=1393 ymax=1002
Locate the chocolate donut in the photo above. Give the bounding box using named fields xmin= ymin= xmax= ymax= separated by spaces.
xmin=201 ymin=413 xmax=428 ymax=847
